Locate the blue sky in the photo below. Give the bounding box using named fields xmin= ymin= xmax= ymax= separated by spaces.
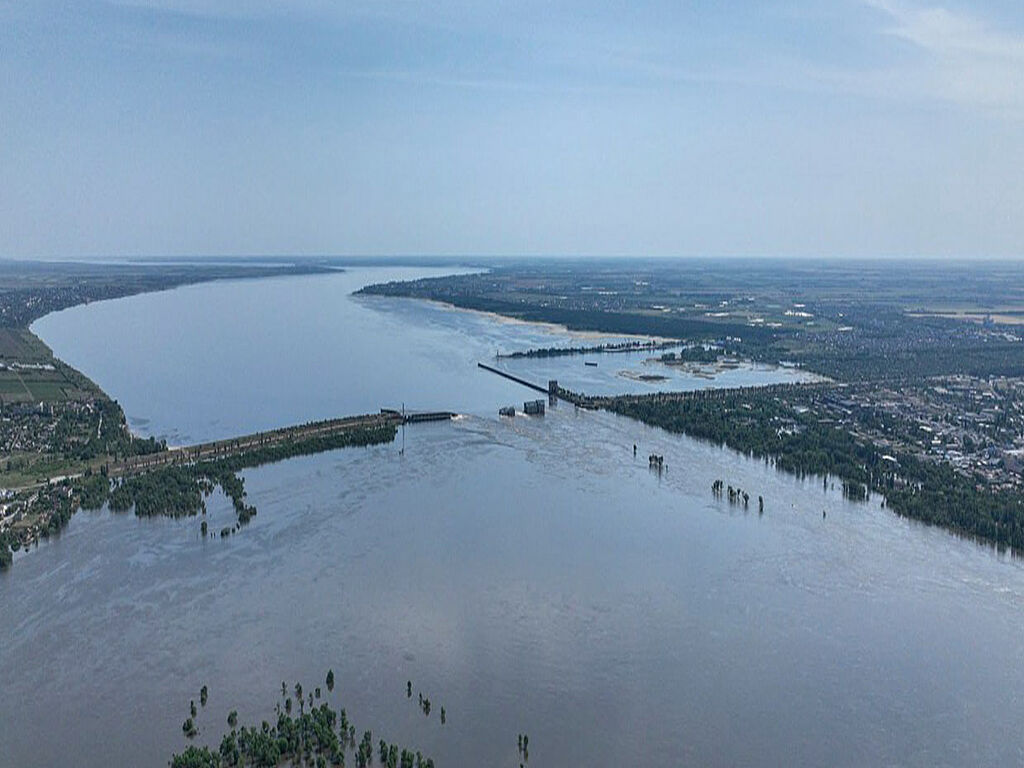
xmin=1 ymin=0 xmax=1022 ymax=258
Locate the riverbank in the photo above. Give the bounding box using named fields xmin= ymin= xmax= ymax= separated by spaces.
xmin=1 ymin=411 xmax=403 ymax=568
xmin=356 ymin=292 xmax=679 ymax=347
xmin=592 ymin=384 xmax=1024 ymax=554
xmin=7 ymin=265 xmax=1024 ymax=768
xmin=0 ymin=261 xmax=364 ymax=568
xmin=7 ymin=398 xmax=1024 ymax=768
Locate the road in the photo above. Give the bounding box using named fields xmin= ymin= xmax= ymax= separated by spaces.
xmin=107 ymin=412 xmax=404 ymax=478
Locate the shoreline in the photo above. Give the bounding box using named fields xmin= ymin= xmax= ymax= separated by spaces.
xmin=409 ymin=296 xmax=678 ymax=345
xmin=28 ymin=268 xmax=343 ymax=444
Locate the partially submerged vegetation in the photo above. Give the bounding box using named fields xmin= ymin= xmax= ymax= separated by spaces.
xmin=0 ymin=419 xmax=397 ymax=568
xmin=602 ymin=385 xmax=1024 ymax=552
xmin=366 ymin=261 xmax=1024 ymax=555
xmin=9 ymin=256 xmax=1024 ymax=564
xmin=0 ymin=258 xmax=347 ymax=568
xmin=119 ymin=420 xmax=396 ymax=519
xmin=516 ymin=733 xmax=529 ymax=763
xmin=169 ymin=676 xmax=437 ymax=768
xmin=0 ymin=398 xmax=166 ymax=568
xmin=657 ymin=345 xmax=722 ymax=365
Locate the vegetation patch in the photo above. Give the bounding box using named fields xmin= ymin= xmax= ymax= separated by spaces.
xmin=602 ymin=386 xmax=1024 ymax=552
xmin=0 ymin=422 xmax=396 ymax=568
xmin=169 ymin=675 xmax=438 ymax=768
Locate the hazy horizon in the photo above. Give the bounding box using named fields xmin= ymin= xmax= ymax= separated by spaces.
xmin=3 ymin=1 xmax=1023 ymax=259
xmin=7 ymin=252 xmax=1024 ymax=264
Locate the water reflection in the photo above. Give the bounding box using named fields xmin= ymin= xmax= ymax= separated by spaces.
xmin=3 ymin=268 xmax=1022 ymax=768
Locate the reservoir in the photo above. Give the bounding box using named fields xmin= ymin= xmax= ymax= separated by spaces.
xmin=2 ymin=268 xmax=1023 ymax=767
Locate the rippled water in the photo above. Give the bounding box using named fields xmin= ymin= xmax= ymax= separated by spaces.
xmin=2 ymin=267 xmax=1023 ymax=767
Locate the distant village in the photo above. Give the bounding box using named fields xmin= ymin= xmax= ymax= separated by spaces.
xmin=789 ymin=375 xmax=1024 ymax=491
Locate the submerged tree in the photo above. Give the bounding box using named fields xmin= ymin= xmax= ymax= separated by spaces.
xmin=171 ymin=679 xmax=435 ymax=768
xmin=170 ymin=745 xmax=217 ymax=768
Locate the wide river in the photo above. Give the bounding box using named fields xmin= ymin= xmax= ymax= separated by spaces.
xmin=2 ymin=267 xmax=1023 ymax=767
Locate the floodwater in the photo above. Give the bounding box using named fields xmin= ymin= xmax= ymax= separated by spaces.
xmin=1 ymin=267 xmax=1022 ymax=767
xmin=497 ymin=347 xmax=821 ymax=398
xmin=32 ymin=268 xmax=813 ymax=444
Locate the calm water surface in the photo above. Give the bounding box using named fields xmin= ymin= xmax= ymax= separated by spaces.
xmin=2 ymin=268 xmax=1023 ymax=767
xmin=498 ymin=347 xmax=820 ymax=398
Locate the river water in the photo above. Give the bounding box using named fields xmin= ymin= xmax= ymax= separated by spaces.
xmin=2 ymin=267 xmax=1023 ymax=767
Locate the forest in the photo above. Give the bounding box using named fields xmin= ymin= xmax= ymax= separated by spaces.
xmin=606 ymin=388 xmax=1024 ymax=552
xmin=497 ymin=339 xmax=680 ymax=359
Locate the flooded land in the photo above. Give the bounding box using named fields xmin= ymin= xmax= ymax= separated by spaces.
xmin=2 ymin=268 xmax=1023 ymax=767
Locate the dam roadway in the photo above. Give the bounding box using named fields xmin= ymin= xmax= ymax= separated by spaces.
xmin=107 ymin=409 xmax=455 ymax=478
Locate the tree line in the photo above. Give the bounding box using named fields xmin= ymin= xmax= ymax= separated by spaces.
xmin=606 ymin=388 xmax=1024 ymax=553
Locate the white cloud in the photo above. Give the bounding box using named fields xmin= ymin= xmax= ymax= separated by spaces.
xmin=865 ymin=0 xmax=1024 ymax=110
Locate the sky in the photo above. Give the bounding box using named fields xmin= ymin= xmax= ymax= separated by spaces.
xmin=1 ymin=0 xmax=1022 ymax=259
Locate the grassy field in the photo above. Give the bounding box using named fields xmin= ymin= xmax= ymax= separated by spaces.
xmin=0 ymin=328 xmax=101 ymax=404
xmin=0 ymin=328 xmax=52 ymax=360
xmin=0 ymin=329 xmax=113 ymax=488
xmin=0 ymin=452 xmax=109 ymax=488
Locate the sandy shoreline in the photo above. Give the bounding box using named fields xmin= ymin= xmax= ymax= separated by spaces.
xmin=415 ymin=297 xmax=678 ymax=344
